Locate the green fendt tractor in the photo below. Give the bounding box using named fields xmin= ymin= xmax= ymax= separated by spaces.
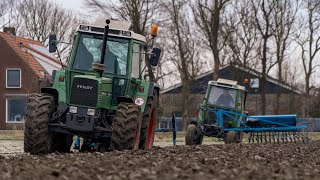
xmin=24 ymin=20 xmax=161 ymax=154
xmin=185 ymin=79 xmax=247 ymax=145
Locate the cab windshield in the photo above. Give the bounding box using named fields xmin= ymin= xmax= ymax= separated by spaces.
xmin=72 ymin=33 xmax=129 ymax=76
xmin=207 ymin=86 xmax=237 ymax=108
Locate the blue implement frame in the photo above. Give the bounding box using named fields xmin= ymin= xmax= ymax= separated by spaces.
xmin=207 ymin=109 xmax=307 ymax=132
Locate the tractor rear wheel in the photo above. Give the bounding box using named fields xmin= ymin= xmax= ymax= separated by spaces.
xmin=24 ymin=94 xmax=55 ymax=154
xmin=224 ymin=131 xmax=243 ymax=144
xmin=111 ymin=103 xmax=141 ymax=150
xmin=185 ymin=124 xmax=203 ymax=145
xmin=139 ymin=90 xmax=158 ymax=149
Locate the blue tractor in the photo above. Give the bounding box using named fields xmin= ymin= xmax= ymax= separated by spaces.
xmin=186 ymin=79 xmax=309 ymax=145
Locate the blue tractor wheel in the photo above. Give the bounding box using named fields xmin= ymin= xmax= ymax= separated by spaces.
xmin=185 ymin=124 xmax=203 ymax=145
xmin=224 ymin=131 xmax=243 ymax=144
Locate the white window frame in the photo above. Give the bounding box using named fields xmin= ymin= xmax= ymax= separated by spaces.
xmin=6 ymin=68 xmax=22 ymax=88
xmin=6 ymin=94 xmax=28 ymax=123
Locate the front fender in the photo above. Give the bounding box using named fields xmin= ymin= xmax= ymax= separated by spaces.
xmin=41 ymin=87 xmax=59 ymax=104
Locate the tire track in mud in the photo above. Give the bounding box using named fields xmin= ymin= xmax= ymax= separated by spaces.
xmin=1 ymin=142 xmax=320 ymax=180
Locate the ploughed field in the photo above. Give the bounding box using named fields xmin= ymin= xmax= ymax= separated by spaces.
xmin=1 ymin=142 xmax=320 ymax=180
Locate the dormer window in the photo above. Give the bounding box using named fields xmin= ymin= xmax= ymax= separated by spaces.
xmin=6 ymin=68 xmax=21 ymax=88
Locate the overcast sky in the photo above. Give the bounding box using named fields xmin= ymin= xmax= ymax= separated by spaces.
xmin=51 ymin=0 xmax=83 ymax=11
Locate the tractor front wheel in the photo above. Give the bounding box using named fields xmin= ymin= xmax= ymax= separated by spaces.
xmin=111 ymin=103 xmax=141 ymax=150
xmin=24 ymin=94 xmax=55 ymax=154
xmin=185 ymin=124 xmax=203 ymax=145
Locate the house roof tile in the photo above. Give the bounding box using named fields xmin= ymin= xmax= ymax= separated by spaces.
xmin=0 ymin=32 xmax=59 ymax=78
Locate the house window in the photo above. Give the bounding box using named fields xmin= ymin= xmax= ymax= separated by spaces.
xmin=6 ymin=69 xmax=21 ymax=88
xmin=6 ymin=96 xmax=28 ymax=123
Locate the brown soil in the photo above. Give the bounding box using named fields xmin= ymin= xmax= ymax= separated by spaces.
xmin=1 ymin=142 xmax=320 ymax=180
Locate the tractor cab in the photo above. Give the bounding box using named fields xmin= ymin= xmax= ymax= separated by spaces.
xmin=198 ymin=79 xmax=247 ymax=126
xmin=205 ymin=79 xmax=246 ymax=111
xmin=185 ymin=78 xmax=247 ymax=145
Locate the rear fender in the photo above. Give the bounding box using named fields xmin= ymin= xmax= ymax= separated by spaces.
xmin=148 ymin=83 xmax=160 ymax=106
xmin=133 ymin=82 xmax=159 ymax=112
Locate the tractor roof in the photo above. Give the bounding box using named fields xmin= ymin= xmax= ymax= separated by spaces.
xmin=208 ymin=78 xmax=245 ymax=91
xmin=77 ymin=24 xmax=146 ymax=43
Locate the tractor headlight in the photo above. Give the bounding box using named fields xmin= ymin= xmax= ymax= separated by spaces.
xmin=69 ymin=106 xmax=77 ymax=114
xmin=87 ymin=108 xmax=95 ymax=116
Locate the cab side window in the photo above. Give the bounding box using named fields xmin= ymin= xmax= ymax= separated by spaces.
xmin=131 ymin=43 xmax=140 ymax=78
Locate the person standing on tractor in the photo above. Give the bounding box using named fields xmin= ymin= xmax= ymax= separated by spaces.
xmin=216 ymin=89 xmax=234 ymax=108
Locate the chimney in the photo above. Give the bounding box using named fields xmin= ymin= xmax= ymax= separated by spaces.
xmin=3 ymin=27 xmax=16 ymax=36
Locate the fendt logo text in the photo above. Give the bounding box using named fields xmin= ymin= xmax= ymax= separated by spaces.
xmin=77 ymin=85 xmax=93 ymax=90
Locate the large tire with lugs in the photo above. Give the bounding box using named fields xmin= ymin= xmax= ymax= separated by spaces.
xmin=185 ymin=124 xmax=203 ymax=145
xmin=224 ymin=131 xmax=242 ymax=144
xmin=24 ymin=93 xmax=55 ymax=154
xmin=111 ymin=103 xmax=141 ymax=151
xmin=139 ymin=90 xmax=158 ymax=149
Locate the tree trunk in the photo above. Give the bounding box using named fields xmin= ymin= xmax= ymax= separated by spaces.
xmin=182 ymin=81 xmax=190 ymax=130
xmin=213 ymin=54 xmax=220 ymax=81
xmin=304 ymin=74 xmax=311 ymax=117
xmin=275 ymin=63 xmax=282 ymax=114
xmin=260 ymin=36 xmax=268 ymax=115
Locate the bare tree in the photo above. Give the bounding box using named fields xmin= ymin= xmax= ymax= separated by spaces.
xmin=153 ymin=41 xmax=174 ymax=88
xmin=251 ymin=0 xmax=275 ymax=115
xmin=294 ymin=0 xmax=320 ymax=116
xmin=16 ymin=0 xmax=51 ymax=42
xmin=85 ymin=0 xmax=161 ymax=82
xmin=271 ymin=0 xmax=299 ymax=114
xmin=191 ymin=0 xmax=230 ymax=80
xmin=162 ymin=0 xmax=201 ymax=129
xmin=15 ymin=0 xmax=80 ymax=58
xmin=0 ymin=0 xmax=8 ymax=18
xmin=296 ymin=0 xmax=320 ymax=95
xmin=0 ymin=0 xmax=17 ymax=29
xmin=223 ymin=0 xmax=258 ymax=67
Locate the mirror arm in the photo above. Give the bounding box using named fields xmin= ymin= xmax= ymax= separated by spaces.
xmin=138 ymin=64 xmax=148 ymax=79
xmin=55 ymin=48 xmax=66 ymax=70
xmin=57 ymin=41 xmax=72 ymax=45
xmin=133 ymin=51 xmax=155 ymax=55
xmin=52 ymin=40 xmax=72 ymax=45
xmin=49 ymin=40 xmax=68 ymax=70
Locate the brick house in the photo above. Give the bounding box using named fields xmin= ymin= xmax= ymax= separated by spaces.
xmin=0 ymin=30 xmax=61 ymax=130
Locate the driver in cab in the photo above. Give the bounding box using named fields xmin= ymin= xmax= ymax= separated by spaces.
xmin=216 ymin=89 xmax=234 ymax=108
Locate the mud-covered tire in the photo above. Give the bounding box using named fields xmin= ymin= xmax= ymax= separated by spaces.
xmin=139 ymin=90 xmax=158 ymax=149
xmin=24 ymin=93 xmax=55 ymax=154
xmin=111 ymin=103 xmax=141 ymax=151
xmin=185 ymin=124 xmax=203 ymax=145
xmin=224 ymin=131 xmax=241 ymax=144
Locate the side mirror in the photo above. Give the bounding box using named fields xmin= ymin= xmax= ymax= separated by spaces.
xmin=149 ymin=47 xmax=161 ymax=66
xmin=49 ymin=34 xmax=57 ymax=53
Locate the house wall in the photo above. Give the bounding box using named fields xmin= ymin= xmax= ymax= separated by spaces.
xmin=0 ymin=36 xmax=43 ymax=129
xmin=160 ymin=93 xmax=303 ymax=118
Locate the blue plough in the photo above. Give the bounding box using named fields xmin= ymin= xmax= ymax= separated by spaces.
xmin=207 ymin=109 xmax=309 ymax=143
